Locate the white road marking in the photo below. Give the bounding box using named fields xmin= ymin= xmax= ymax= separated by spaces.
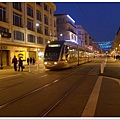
xmin=103 ymin=76 xmax=120 ymax=85
xmin=0 ymin=74 xmax=21 ymax=80
xmin=81 ymin=76 xmax=103 ymax=117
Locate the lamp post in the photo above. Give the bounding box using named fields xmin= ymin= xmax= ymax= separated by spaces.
xmin=0 ymin=33 xmax=3 ymax=69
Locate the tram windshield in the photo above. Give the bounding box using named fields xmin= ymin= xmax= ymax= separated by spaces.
xmin=44 ymin=44 xmax=62 ymax=61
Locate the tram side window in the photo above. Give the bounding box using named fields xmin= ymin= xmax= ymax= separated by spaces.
xmin=65 ymin=45 xmax=69 ymax=60
xmin=68 ymin=47 xmax=77 ymax=60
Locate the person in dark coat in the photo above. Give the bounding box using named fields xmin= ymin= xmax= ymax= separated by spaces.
xmin=12 ymin=55 xmax=17 ymax=71
xmin=18 ymin=57 xmax=23 ymax=71
xmin=32 ymin=57 xmax=35 ymax=65
xmin=30 ymin=57 xmax=32 ymax=64
xmin=27 ymin=58 xmax=29 ymax=65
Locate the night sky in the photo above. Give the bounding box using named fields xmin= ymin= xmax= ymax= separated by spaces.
xmin=54 ymin=2 xmax=120 ymax=44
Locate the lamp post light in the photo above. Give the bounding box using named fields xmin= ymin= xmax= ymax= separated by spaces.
xmin=0 ymin=33 xmax=3 ymax=69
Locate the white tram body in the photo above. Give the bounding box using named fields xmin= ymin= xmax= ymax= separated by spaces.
xmin=43 ymin=40 xmax=94 ymax=70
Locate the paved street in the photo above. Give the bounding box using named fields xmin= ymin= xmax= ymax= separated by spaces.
xmin=0 ymin=57 xmax=120 ymax=117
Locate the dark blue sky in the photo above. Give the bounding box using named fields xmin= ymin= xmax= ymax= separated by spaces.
xmin=54 ymin=2 xmax=120 ymax=44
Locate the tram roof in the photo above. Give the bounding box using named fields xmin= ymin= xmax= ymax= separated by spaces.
xmin=48 ymin=40 xmax=78 ymax=45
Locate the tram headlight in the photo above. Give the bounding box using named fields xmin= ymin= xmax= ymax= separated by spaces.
xmin=54 ymin=62 xmax=57 ymax=65
xmin=44 ymin=62 xmax=48 ymax=65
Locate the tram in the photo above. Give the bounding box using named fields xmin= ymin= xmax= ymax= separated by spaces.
xmin=43 ymin=40 xmax=94 ymax=70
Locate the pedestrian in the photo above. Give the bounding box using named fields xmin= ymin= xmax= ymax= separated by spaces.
xmin=32 ymin=57 xmax=35 ymax=65
xmin=12 ymin=55 xmax=17 ymax=71
xmin=27 ymin=58 xmax=29 ymax=65
xmin=114 ymin=55 xmax=115 ymax=59
xmin=18 ymin=57 xmax=23 ymax=71
xmin=30 ymin=57 xmax=32 ymax=64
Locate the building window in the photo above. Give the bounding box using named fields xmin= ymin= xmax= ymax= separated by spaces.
xmin=45 ymin=39 xmax=48 ymax=45
xmin=37 ymin=37 xmax=43 ymax=44
xmin=27 ymin=4 xmax=33 ymax=17
xmin=0 ymin=26 xmax=9 ymax=33
xmin=0 ymin=6 xmax=6 ymax=22
xmin=50 ymin=8 xmax=52 ymax=15
xmin=50 ymin=19 xmax=52 ymax=26
xmin=54 ymin=20 xmax=56 ymax=27
xmin=28 ymin=34 xmax=35 ymax=43
xmin=13 ymin=12 xmax=22 ymax=27
xmin=44 ymin=3 xmax=48 ymax=11
xmin=14 ymin=30 xmax=24 ymax=41
xmin=44 ymin=26 xmax=48 ymax=36
xmin=36 ymin=2 xmax=41 ymax=6
xmin=27 ymin=18 xmax=33 ymax=31
xmin=44 ymin=15 xmax=48 ymax=25
xmin=78 ymin=31 xmax=81 ymax=34
xmin=13 ymin=2 xmax=21 ymax=11
xmin=36 ymin=10 xmax=41 ymax=21
xmin=37 ymin=25 xmax=42 ymax=33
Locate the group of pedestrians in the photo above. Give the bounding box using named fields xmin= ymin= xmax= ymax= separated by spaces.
xmin=114 ymin=55 xmax=120 ymax=60
xmin=12 ymin=56 xmax=24 ymax=71
xmin=12 ymin=56 xmax=36 ymax=71
xmin=27 ymin=57 xmax=35 ymax=65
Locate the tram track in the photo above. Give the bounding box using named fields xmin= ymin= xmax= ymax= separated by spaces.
xmin=0 ymin=63 xmax=100 ymax=116
xmin=39 ymin=64 xmax=99 ymax=116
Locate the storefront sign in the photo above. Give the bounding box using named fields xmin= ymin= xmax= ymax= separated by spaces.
xmin=14 ymin=51 xmax=26 ymax=60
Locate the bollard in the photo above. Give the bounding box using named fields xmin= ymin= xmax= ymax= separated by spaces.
xmin=101 ymin=62 xmax=105 ymax=73
xmin=29 ymin=63 xmax=30 ymax=72
xmin=37 ymin=63 xmax=39 ymax=71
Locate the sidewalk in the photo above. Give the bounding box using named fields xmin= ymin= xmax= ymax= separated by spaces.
xmin=0 ymin=63 xmax=44 ymax=71
xmin=100 ymin=57 xmax=120 ymax=79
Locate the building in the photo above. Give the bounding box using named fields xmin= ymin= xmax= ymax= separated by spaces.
xmin=111 ymin=27 xmax=120 ymax=56
xmin=75 ymin=25 xmax=84 ymax=46
xmin=55 ymin=14 xmax=77 ymax=42
xmin=0 ymin=2 xmax=57 ymax=67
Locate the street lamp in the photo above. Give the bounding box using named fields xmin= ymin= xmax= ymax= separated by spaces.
xmin=0 ymin=32 xmax=3 ymax=69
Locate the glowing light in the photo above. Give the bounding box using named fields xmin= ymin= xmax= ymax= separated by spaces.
xmin=54 ymin=62 xmax=57 ymax=65
xmin=44 ymin=62 xmax=47 ymax=65
xmin=47 ymin=40 xmax=50 ymax=43
xmin=36 ymin=23 xmax=39 ymax=26
xmin=67 ymin=15 xmax=75 ymax=23
xmin=60 ymin=34 xmax=63 ymax=36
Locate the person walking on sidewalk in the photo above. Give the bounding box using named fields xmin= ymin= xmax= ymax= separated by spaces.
xmin=18 ymin=57 xmax=23 ymax=71
xmin=12 ymin=55 xmax=17 ymax=71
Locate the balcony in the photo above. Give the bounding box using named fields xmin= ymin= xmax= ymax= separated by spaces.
xmin=66 ymin=29 xmax=76 ymax=35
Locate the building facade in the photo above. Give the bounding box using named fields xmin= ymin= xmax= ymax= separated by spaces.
xmin=55 ymin=14 xmax=77 ymax=42
xmin=0 ymin=2 xmax=57 ymax=67
xmin=111 ymin=27 xmax=120 ymax=56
